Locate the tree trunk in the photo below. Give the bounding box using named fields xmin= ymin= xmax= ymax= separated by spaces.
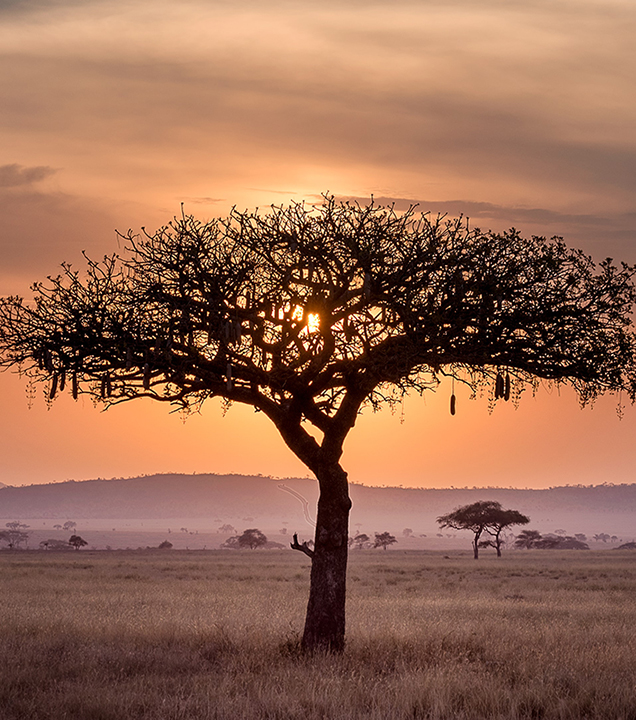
xmin=473 ymin=537 xmax=479 ymax=559
xmin=302 ymin=463 xmax=351 ymax=653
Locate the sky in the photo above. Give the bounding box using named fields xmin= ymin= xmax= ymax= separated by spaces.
xmin=1 ymin=0 xmax=636 ymax=488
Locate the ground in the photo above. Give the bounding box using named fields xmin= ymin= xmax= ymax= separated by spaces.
xmin=1 ymin=548 xmax=634 ymax=719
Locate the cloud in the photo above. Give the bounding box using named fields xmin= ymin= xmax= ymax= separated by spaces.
xmin=0 ymin=164 xmax=57 ymax=187
xmin=0 ymin=186 xmax=125 ymax=295
xmin=1 ymin=0 xmax=635 ymax=265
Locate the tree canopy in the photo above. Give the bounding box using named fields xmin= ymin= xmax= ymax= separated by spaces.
xmin=1 ymin=196 xmax=636 ymax=651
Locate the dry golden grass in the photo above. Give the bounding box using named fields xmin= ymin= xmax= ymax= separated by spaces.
xmin=1 ymin=548 xmax=635 ymax=719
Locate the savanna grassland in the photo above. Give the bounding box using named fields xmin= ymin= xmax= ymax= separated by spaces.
xmin=1 ymin=549 xmax=635 ymax=720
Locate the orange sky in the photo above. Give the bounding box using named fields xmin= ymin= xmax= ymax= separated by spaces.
xmin=1 ymin=0 xmax=636 ymax=488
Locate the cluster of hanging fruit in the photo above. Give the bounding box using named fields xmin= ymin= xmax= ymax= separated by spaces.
xmin=494 ymin=371 xmax=511 ymax=402
xmin=449 ymin=370 xmax=511 ymax=416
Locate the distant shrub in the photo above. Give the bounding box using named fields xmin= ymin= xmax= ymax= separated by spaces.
xmin=158 ymin=540 xmax=173 ymax=550
xmin=616 ymin=542 xmax=636 ymax=549
xmin=39 ymin=538 xmax=72 ymax=551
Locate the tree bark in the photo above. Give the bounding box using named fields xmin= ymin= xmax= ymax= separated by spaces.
xmin=301 ymin=462 xmax=351 ymax=653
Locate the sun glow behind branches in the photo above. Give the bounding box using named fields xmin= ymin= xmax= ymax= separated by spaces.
xmin=307 ymin=312 xmax=320 ymax=334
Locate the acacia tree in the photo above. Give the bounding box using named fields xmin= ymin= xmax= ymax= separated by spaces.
xmin=514 ymin=529 xmax=542 ymax=549
xmin=438 ymin=501 xmax=501 ymax=559
xmin=0 ymin=521 xmax=30 ymax=549
xmin=68 ymin=534 xmax=88 ymax=550
xmin=438 ymin=501 xmax=529 ymax=558
xmin=479 ymin=507 xmax=530 ymax=556
xmin=1 ymin=197 xmax=636 ymax=651
xmin=374 ymin=532 xmax=397 ymax=550
xmin=237 ymin=528 xmax=268 ymax=549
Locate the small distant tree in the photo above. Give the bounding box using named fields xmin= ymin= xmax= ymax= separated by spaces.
xmin=0 ymin=521 xmax=30 ymax=549
xmin=237 ymin=528 xmax=268 ymax=549
xmin=352 ymin=533 xmax=370 ymax=550
xmin=374 ymin=532 xmax=397 ymax=550
xmin=535 ymin=535 xmax=589 ymax=550
xmin=63 ymin=521 xmax=77 ymax=532
xmin=40 ymin=538 xmax=72 ymax=551
xmin=218 ymin=524 xmax=236 ymax=535
xmin=480 ymin=508 xmax=530 ymax=557
xmin=514 ymin=529 xmax=542 ymax=549
xmin=158 ymin=540 xmax=173 ymax=549
xmin=68 ymin=534 xmax=88 ymax=551
xmin=402 ymin=528 xmax=413 ymax=537
xmin=53 ymin=524 xmax=62 ymax=530
xmin=574 ymin=533 xmax=587 ymax=542
xmin=438 ymin=501 xmax=529 ymax=559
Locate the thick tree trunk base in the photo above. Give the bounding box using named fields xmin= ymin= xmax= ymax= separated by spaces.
xmin=300 ymin=466 xmax=351 ymax=654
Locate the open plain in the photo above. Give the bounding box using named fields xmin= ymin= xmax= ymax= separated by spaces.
xmin=1 ymin=548 xmax=635 ymax=720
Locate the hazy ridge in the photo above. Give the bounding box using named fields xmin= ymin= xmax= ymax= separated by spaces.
xmin=1 ymin=473 xmax=635 ymax=536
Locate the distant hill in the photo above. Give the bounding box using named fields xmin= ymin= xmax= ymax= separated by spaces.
xmin=0 ymin=473 xmax=635 ymax=535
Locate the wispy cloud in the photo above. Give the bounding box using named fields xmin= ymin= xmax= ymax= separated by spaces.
xmin=0 ymin=164 xmax=56 ymax=187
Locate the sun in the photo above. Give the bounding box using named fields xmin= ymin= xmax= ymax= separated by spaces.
xmin=307 ymin=313 xmax=320 ymax=334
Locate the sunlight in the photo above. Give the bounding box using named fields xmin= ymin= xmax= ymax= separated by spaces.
xmin=307 ymin=312 xmax=320 ymax=333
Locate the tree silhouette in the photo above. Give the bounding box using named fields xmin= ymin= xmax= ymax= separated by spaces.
xmin=2 ymin=197 xmax=636 ymax=651
xmin=438 ymin=501 xmax=529 ymax=558
xmin=479 ymin=507 xmax=530 ymax=556
xmin=350 ymin=533 xmax=370 ymax=550
xmin=0 ymin=521 xmax=30 ymax=549
xmin=514 ymin=529 xmax=542 ymax=549
xmin=237 ymin=528 xmax=268 ymax=549
xmin=374 ymin=532 xmax=397 ymax=550
xmin=68 ymin=534 xmax=88 ymax=550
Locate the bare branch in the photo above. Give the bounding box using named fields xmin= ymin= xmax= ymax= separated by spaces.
xmin=290 ymin=532 xmax=315 ymax=559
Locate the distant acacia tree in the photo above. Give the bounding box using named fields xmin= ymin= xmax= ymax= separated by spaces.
xmin=350 ymin=533 xmax=370 ymax=550
xmin=237 ymin=528 xmax=268 ymax=549
xmin=68 ymin=535 xmax=88 ymax=550
xmin=0 ymin=521 xmax=30 ymax=549
xmin=534 ymin=534 xmax=589 ymax=550
xmin=374 ymin=532 xmax=397 ymax=550
xmin=40 ymin=538 xmax=72 ymax=551
xmin=478 ymin=508 xmax=530 ymax=557
xmin=514 ymin=529 xmax=543 ymax=549
xmin=2 ymin=197 xmax=636 ymax=651
xmin=438 ymin=501 xmax=529 ymax=558
xmin=594 ymin=533 xmax=611 ymax=543
xmin=63 ymin=521 xmax=77 ymax=532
